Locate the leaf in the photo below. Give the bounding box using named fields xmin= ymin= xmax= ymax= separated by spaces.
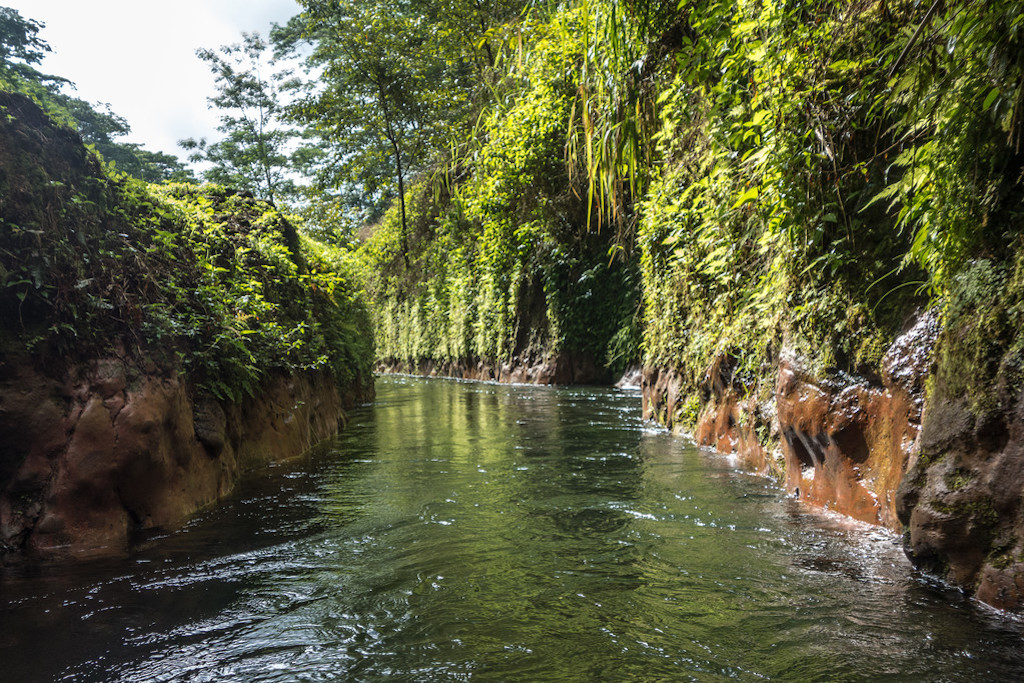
xmin=830 ymin=59 xmax=860 ymax=73
xmin=732 ymin=186 xmax=759 ymax=209
xmin=734 ymin=21 xmax=758 ymax=37
xmin=982 ymin=88 xmax=1000 ymax=112
xmin=742 ymin=147 xmax=768 ymax=167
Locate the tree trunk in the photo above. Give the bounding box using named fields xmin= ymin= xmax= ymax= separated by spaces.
xmin=379 ymin=87 xmax=410 ymax=269
xmin=393 ymin=139 xmax=410 ymax=269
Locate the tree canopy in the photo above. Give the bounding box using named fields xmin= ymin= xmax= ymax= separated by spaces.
xmin=180 ymin=32 xmax=296 ymax=203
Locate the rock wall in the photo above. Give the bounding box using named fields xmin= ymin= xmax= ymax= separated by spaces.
xmin=643 ymin=312 xmax=1024 ymax=612
xmin=642 ymin=364 xmax=776 ymax=476
xmin=897 ymin=384 xmax=1024 ymax=609
xmin=642 ymin=313 xmax=939 ymax=531
xmin=0 ymin=357 xmax=371 ymax=560
xmin=377 ymin=351 xmax=612 ymax=385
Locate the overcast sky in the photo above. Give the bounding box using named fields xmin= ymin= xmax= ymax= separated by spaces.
xmin=5 ymin=1 xmax=301 ymax=158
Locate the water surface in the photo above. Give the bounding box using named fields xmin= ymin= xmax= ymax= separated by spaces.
xmin=3 ymin=376 xmax=1024 ymax=681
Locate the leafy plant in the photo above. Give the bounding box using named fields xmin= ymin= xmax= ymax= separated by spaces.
xmin=0 ymin=92 xmax=373 ymax=401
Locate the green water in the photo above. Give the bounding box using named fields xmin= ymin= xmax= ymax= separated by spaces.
xmin=3 ymin=376 xmax=1024 ymax=681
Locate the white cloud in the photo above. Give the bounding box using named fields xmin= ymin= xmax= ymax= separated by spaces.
xmin=4 ymin=0 xmax=300 ymax=157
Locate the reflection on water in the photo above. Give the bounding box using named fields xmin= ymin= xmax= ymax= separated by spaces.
xmin=3 ymin=376 xmax=1024 ymax=681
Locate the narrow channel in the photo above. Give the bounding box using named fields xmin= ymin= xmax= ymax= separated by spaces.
xmin=3 ymin=376 xmax=1024 ymax=680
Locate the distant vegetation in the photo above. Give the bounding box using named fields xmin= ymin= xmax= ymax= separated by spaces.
xmin=0 ymin=7 xmax=196 ymax=182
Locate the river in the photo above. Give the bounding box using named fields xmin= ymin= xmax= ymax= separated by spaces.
xmin=3 ymin=376 xmax=1024 ymax=681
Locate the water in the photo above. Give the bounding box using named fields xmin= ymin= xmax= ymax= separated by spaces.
xmin=3 ymin=376 xmax=1024 ymax=681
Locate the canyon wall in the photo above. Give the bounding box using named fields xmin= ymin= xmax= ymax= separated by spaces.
xmin=643 ymin=313 xmax=938 ymax=531
xmin=0 ymin=356 xmax=372 ymax=560
xmin=642 ymin=308 xmax=1024 ymax=612
xmin=0 ymin=92 xmax=376 ymax=562
xmin=376 ymin=350 xmax=611 ymax=386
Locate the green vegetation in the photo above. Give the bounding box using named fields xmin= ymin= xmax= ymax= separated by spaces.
xmin=0 ymin=91 xmax=373 ymax=401
xmin=1 ymin=6 xmax=372 ymax=402
xmin=356 ymin=5 xmax=639 ymax=374
xmin=252 ymin=0 xmax=1023 ymax=399
xmin=337 ymin=0 xmax=1024 ymax=428
xmin=179 ymin=32 xmax=297 ymax=204
xmin=640 ymin=0 xmax=926 ymax=417
xmin=6 ymin=0 xmax=1024 ymax=419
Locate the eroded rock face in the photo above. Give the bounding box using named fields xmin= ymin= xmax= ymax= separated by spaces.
xmin=897 ymin=388 xmax=1024 ymax=610
xmin=377 ymin=352 xmax=611 ymax=385
xmin=776 ymin=362 xmax=920 ymax=528
xmin=641 ymin=364 xmax=775 ymax=475
xmin=0 ymin=358 xmax=371 ymax=560
xmin=642 ymin=311 xmax=939 ymax=531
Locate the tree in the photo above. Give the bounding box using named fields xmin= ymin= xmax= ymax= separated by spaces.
xmin=181 ymin=32 xmax=296 ymax=204
xmin=0 ymin=6 xmax=67 ymax=99
xmin=413 ymin=0 xmax=526 ymax=75
xmin=0 ymin=6 xmax=45 ymax=62
xmin=58 ymin=97 xmax=195 ymax=182
xmin=1 ymin=6 xmax=194 ymax=183
xmin=278 ymin=0 xmax=480 ymax=264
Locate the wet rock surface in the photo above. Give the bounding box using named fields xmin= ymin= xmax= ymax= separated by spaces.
xmin=377 ymin=351 xmax=612 ymax=385
xmin=897 ymin=386 xmax=1024 ymax=610
xmin=0 ymin=359 xmax=371 ymax=561
xmin=776 ymin=362 xmax=919 ymax=528
xmin=643 ymin=311 xmax=940 ymax=531
xmin=894 ymin=297 xmax=1024 ymax=609
xmin=641 ymin=362 xmax=774 ymax=476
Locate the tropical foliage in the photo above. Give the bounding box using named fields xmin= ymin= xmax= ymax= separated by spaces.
xmin=636 ymin=0 xmax=1024 ymax=413
xmin=6 ymin=0 xmax=1024 ymax=418
xmin=358 ymin=3 xmax=639 ymax=374
xmin=0 ymin=90 xmax=373 ymax=401
xmin=180 ymin=32 xmax=297 ymax=203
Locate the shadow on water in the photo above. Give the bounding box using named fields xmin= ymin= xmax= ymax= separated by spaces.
xmin=3 ymin=375 xmax=1024 ymax=681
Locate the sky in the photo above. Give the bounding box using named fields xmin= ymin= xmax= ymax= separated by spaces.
xmin=5 ymin=0 xmax=302 ymax=157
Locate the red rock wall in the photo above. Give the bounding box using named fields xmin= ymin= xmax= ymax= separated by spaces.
xmin=0 ymin=359 xmax=370 ymax=560
xmin=642 ymin=313 xmax=938 ymax=532
xmin=377 ymin=351 xmax=611 ymax=385
xmin=642 ymin=365 xmax=775 ymax=476
xmin=775 ymin=363 xmax=920 ymax=528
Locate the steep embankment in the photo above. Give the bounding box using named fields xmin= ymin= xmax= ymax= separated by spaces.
xmin=637 ymin=0 xmax=926 ymax=528
xmin=636 ymin=0 xmax=1024 ymax=609
xmin=896 ymin=256 xmax=1024 ymax=610
xmin=361 ymin=1 xmax=1024 ymax=610
xmin=359 ymin=8 xmax=639 ymax=386
xmin=644 ymin=311 xmax=938 ymax=530
xmin=0 ymin=92 xmax=373 ymax=559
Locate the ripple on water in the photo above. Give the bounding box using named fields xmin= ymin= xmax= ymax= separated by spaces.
xmin=5 ymin=376 xmax=1024 ymax=681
